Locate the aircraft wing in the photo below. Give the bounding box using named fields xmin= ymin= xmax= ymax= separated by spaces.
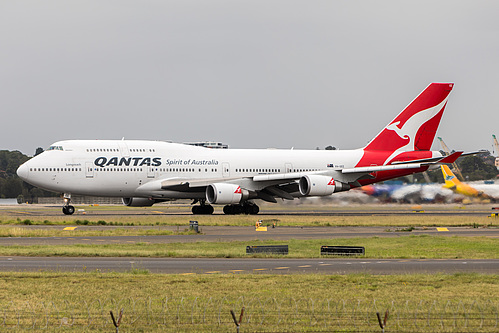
xmin=135 ymin=151 xmax=472 ymax=200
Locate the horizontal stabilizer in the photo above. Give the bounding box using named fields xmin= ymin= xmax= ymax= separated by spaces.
xmin=438 ymin=151 xmax=463 ymax=164
xmin=390 ymin=151 xmax=464 ymax=165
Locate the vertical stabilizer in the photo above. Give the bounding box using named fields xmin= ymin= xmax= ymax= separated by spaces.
xmin=365 ymin=83 xmax=454 ymax=152
xmin=357 ymin=83 xmax=454 ymax=167
xmin=441 ymin=165 xmax=460 ymax=189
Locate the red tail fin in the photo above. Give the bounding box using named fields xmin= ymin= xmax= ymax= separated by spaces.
xmin=356 ymin=83 xmax=454 ymax=167
xmin=364 ymin=83 xmax=454 ymax=152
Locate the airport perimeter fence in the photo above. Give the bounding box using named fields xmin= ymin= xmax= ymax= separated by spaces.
xmin=1 ymin=297 xmax=498 ymax=332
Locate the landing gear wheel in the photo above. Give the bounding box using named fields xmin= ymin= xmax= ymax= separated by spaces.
xmin=192 ymin=205 xmax=214 ymax=215
xmin=249 ymin=204 xmax=259 ymax=215
xmin=243 ymin=203 xmax=259 ymax=215
xmin=223 ymin=203 xmax=259 ymax=215
xmin=223 ymin=204 xmax=242 ymax=215
xmin=62 ymin=205 xmax=75 ymax=215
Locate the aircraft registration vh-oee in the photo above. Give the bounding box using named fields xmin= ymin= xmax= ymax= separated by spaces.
xmin=17 ymin=83 xmax=471 ymax=215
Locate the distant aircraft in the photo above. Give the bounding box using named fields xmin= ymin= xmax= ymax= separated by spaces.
xmin=359 ymin=182 xmax=453 ymax=203
xmin=441 ymin=165 xmax=492 ymax=200
xmin=18 ymin=83 xmax=468 ymax=215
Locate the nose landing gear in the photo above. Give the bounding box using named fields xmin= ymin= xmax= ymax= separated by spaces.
xmin=62 ymin=194 xmax=75 ymax=215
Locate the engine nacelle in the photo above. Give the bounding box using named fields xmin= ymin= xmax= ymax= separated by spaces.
xmin=299 ymin=175 xmax=350 ymax=196
xmin=206 ymin=183 xmax=249 ymax=204
xmin=122 ymin=197 xmax=156 ymax=207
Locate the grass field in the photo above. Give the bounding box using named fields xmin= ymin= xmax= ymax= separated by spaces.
xmin=1 ymin=204 xmax=498 ymax=331
xmin=1 ymin=210 xmax=499 ymax=228
xmin=0 ymin=235 xmax=498 ymax=259
xmin=1 ymin=272 xmax=498 ymax=332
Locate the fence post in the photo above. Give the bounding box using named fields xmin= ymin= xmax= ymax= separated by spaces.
xmin=110 ymin=309 xmax=123 ymax=333
xmin=376 ymin=310 xmax=389 ymax=333
xmin=230 ymin=307 xmax=245 ymax=333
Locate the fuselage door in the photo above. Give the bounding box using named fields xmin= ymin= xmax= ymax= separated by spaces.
xmin=147 ymin=167 xmax=156 ymax=178
xmin=222 ymin=162 xmax=230 ymax=178
xmin=285 ymin=163 xmax=293 ymax=173
xmin=86 ymin=162 xmax=94 ymax=178
xmin=118 ymin=141 xmax=130 ymax=157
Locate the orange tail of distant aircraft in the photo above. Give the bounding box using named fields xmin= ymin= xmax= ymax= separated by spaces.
xmin=441 ymin=165 xmax=489 ymax=199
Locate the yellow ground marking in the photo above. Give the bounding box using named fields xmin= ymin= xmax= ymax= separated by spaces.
xmin=253 ymin=268 xmax=267 ymax=271
xmin=12 ymin=211 xmax=32 ymax=215
xmin=111 ymin=240 xmax=120 ymax=242
xmin=96 ymin=239 xmax=105 ymax=242
xmin=230 ymin=270 xmax=244 ymax=273
xmin=205 ymin=271 xmax=221 ymax=274
xmin=319 ymin=263 xmax=331 ymax=266
xmin=255 ymin=226 xmax=267 ymax=231
xmin=298 ymin=265 xmax=311 ymax=268
xmin=152 ymin=211 xmax=165 ymax=214
xmin=437 ymin=227 xmax=449 ymax=231
xmin=275 ymin=267 xmax=289 ymax=270
xmin=63 ymin=227 xmax=77 ymax=231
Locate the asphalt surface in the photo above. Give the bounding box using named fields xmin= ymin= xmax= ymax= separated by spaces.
xmin=3 ymin=203 xmax=498 ymax=217
xmin=1 ymin=257 xmax=498 ymax=274
xmin=1 ymin=204 xmax=498 ymax=274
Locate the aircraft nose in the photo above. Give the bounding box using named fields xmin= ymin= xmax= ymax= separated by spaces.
xmin=17 ymin=163 xmax=29 ymax=180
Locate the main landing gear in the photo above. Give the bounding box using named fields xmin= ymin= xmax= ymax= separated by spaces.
xmin=191 ymin=200 xmax=260 ymax=215
xmin=223 ymin=202 xmax=259 ymax=215
xmin=62 ymin=193 xmax=75 ymax=215
xmin=191 ymin=201 xmax=214 ymax=215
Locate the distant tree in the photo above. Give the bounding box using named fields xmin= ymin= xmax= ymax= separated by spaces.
xmin=0 ymin=150 xmax=57 ymax=199
xmin=456 ymin=155 xmax=498 ymax=181
xmin=325 ymin=146 xmax=337 ymax=150
xmin=34 ymin=147 xmax=44 ymax=156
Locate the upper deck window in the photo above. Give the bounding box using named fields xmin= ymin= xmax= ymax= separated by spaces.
xmin=47 ymin=146 xmax=63 ymax=151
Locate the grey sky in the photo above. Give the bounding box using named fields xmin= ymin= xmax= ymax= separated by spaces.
xmin=1 ymin=1 xmax=498 ymax=156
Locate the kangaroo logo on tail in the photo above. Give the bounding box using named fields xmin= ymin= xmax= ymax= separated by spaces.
xmin=356 ymin=83 xmax=454 ymax=167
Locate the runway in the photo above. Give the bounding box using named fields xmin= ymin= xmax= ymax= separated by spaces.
xmin=1 ymin=205 xmax=498 ymax=274
xmin=3 ymin=203 xmax=498 ymax=217
xmin=1 ymin=256 xmax=498 ymax=274
xmin=1 ymin=225 xmax=499 ymax=245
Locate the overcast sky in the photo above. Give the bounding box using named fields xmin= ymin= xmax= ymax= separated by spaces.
xmin=1 ymin=1 xmax=498 ymax=156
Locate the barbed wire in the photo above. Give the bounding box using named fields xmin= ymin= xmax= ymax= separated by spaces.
xmin=1 ymin=297 xmax=498 ymax=332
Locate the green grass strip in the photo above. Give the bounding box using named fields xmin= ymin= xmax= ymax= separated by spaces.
xmin=1 ymin=235 xmax=498 ymax=259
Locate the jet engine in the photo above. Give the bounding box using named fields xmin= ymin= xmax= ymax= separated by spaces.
xmin=299 ymin=175 xmax=350 ymax=196
xmin=122 ymin=197 xmax=156 ymax=207
xmin=206 ymin=183 xmax=249 ymax=204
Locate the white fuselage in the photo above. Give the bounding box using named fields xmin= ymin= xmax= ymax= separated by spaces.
xmin=17 ymin=140 xmax=364 ymax=199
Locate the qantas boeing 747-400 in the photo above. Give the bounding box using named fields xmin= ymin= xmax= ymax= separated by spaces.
xmin=17 ymin=83 xmax=470 ymax=215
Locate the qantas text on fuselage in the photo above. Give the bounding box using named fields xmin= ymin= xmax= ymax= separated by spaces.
xmin=17 ymin=83 xmax=467 ymax=215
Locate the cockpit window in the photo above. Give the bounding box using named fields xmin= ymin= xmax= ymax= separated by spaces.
xmin=47 ymin=146 xmax=64 ymax=151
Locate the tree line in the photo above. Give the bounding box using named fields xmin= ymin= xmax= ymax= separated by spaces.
xmin=0 ymin=149 xmax=57 ymax=202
